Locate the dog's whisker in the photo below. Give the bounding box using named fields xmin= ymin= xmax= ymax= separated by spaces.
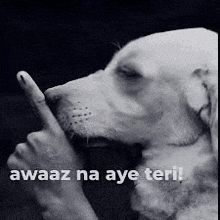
xmin=86 ymin=136 xmax=90 ymax=147
xmin=111 ymin=41 xmax=122 ymax=51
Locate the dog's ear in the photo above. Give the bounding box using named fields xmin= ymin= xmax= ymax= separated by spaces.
xmin=195 ymin=63 xmax=218 ymax=161
xmin=206 ymin=62 xmax=218 ymax=161
xmin=210 ymin=91 xmax=218 ymax=161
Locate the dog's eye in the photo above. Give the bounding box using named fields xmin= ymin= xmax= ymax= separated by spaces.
xmin=117 ymin=66 xmax=142 ymax=79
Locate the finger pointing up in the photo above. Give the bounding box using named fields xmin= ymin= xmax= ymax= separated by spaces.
xmin=17 ymin=71 xmax=62 ymax=133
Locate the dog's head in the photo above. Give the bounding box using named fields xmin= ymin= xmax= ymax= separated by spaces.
xmin=45 ymin=28 xmax=218 ymax=148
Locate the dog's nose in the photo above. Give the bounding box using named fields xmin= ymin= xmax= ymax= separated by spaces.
xmin=44 ymin=87 xmax=62 ymax=106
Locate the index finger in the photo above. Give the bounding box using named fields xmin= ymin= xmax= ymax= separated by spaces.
xmin=17 ymin=71 xmax=62 ymax=132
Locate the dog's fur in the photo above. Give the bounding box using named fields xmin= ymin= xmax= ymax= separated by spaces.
xmin=45 ymin=28 xmax=218 ymax=220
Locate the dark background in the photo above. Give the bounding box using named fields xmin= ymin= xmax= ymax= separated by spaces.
xmin=0 ymin=0 xmax=219 ymax=219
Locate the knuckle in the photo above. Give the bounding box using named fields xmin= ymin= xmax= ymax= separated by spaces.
xmin=27 ymin=132 xmax=38 ymax=143
xmin=15 ymin=143 xmax=29 ymax=156
xmin=35 ymin=97 xmax=46 ymax=107
xmin=46 ymin=125 xmax=62 ymax=136
xmin=7 ymin=154 xmax=17 ymax=168
xmin=51 ymin=127 xmax=64 ymax=138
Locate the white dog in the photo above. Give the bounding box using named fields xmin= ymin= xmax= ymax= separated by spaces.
xmin=45 ymin=28 xmax=218 ymax=220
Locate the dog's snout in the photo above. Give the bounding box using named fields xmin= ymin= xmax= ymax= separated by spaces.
xmin=44 ymin=87 xmax=62 ymax=106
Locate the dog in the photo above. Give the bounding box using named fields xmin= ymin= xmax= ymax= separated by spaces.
xmin=45 ymin=28 xmax=218 ymax=220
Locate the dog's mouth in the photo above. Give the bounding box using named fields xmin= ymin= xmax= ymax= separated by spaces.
xmin=69 ymin=133 xmax=144 ymax=169
xmin=69 ymin=133 xmax=124 ymax=149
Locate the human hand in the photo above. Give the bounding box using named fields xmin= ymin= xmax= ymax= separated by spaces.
xmin=7 ymin=71 xmax=98 ymax=220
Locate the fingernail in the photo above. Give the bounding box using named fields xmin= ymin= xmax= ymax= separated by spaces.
xmin=20 ymin=74 xmax=26 ymax=85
